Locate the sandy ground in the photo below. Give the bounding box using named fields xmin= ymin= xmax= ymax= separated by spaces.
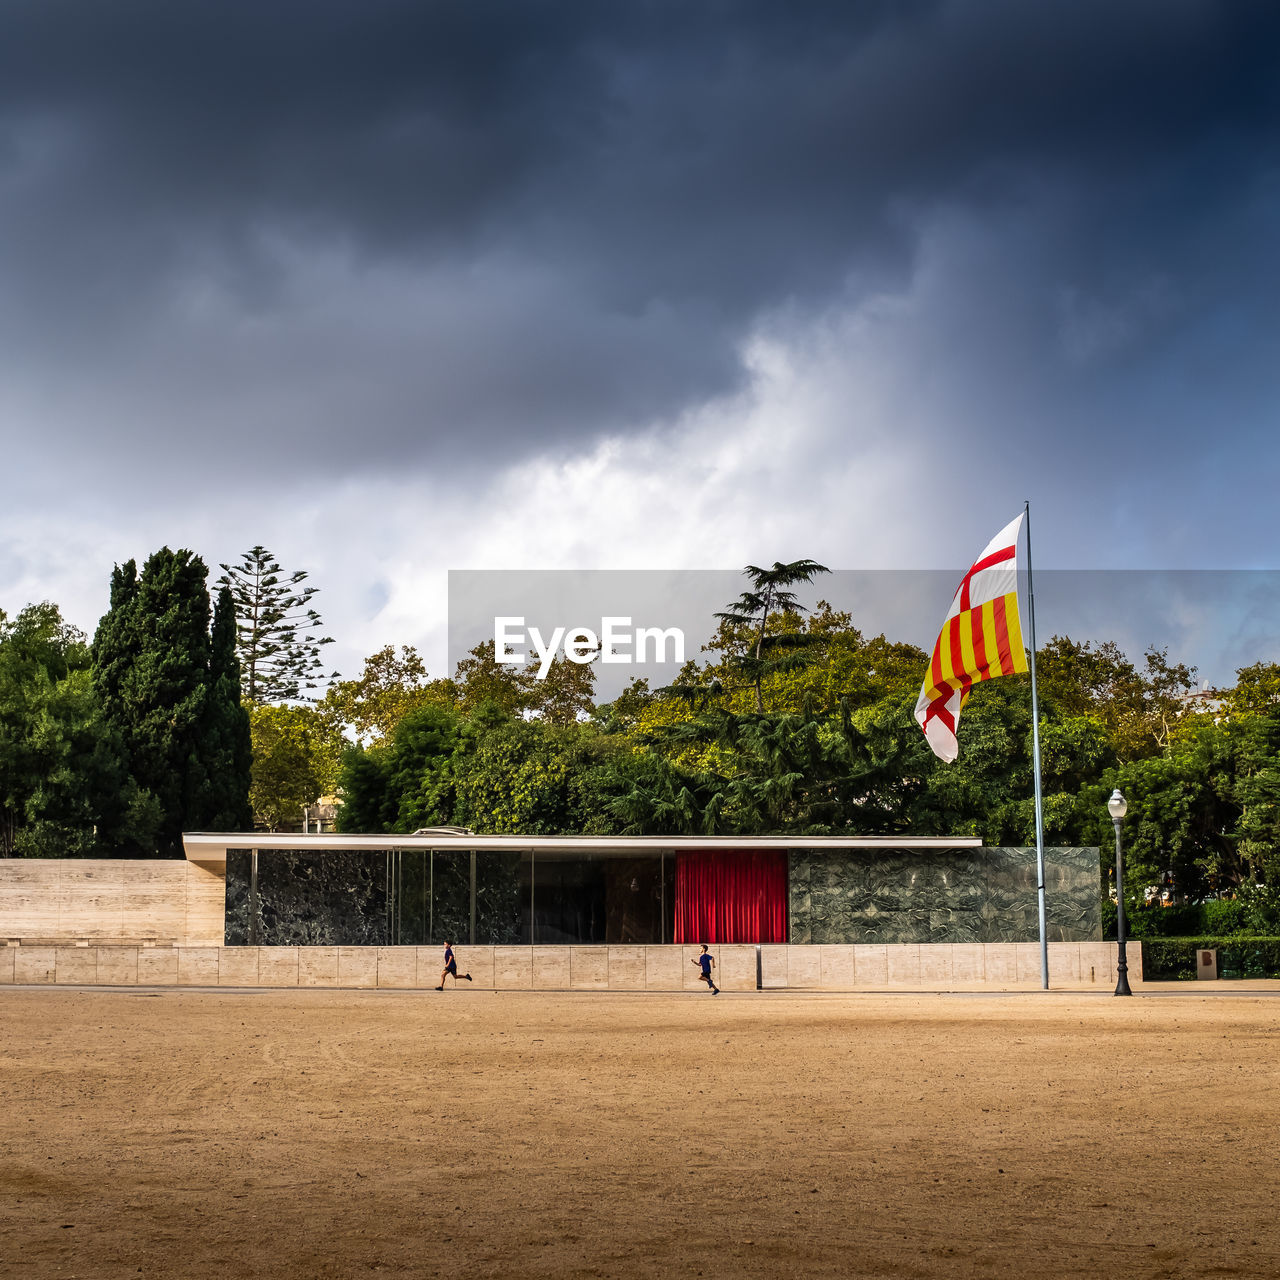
xmin=1 ymin=986 xmax=1278 ymax=1280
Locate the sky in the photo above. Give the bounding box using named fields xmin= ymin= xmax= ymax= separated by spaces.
xmin=2 ymin=1 xmax=1278 ymax=685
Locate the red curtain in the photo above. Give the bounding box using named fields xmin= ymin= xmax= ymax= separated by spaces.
xmin=674 ymin=851 xmax=788 ymax=944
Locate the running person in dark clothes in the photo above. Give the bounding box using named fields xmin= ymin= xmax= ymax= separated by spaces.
xmin=692 ymin=944 xmax=719 ymax=994
xmin=435 ymin=940 xmax=472 ymax=990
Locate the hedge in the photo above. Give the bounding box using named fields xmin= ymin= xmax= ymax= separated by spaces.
xmin=1140 ymin=936 xmax=1280 ymax=981
xmin=1102 ymin=899 xmax=1261 ymax=941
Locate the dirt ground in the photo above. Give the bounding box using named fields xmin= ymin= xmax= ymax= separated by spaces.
xmin=1 ymin=986 xmax=1278 ymax=1280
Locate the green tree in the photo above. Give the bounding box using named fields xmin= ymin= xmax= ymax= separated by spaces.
xmin=838 ymin=679 xmax=1109 ymax=846
xmin=195 ymin=586 xmax=253 ymax=830
xmin=1218 ymin=661 xmax=1280 ymax=718
xmin=594 ymin=747 xmax=726 ymax=836
xmin=0 ymin=602 xmax=156 ymax=857
xmin=1232 ymin=706 xmax=1280 ymax=929
xmin=320 ymin=644 xmax=457 ymax=744
xmin=701 ymin=602 xmax=925 ymax=717
xmin=451 ymin=719 xmax=616 ymax=835
xmin=712 ymin=559 xmax=830 ymax=712
xmin=595 ymin=677 xmax=656 ymax=734
xmin=92 ymin=548 xmax=215 ymax=857
xmin=248 ymin=703 xmax=345 ymax=831
xmin=453 ymin=640 xmax=531 ymax=717
xmin=1036 ymin=636 xmax=1196 ymax=761
xmin=524 ymin=650 xmax=598 ymax=725
xmin=217 ymin=546 xmax=336 ymax=703
xmin=382 ymin=703 xmax=465 ymax=832
xmin=334 ymin=746 xmax=396 ymax=833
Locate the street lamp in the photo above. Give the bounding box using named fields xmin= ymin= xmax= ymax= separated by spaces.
xmin=1108 ymin=788 xmax=1132 ymax=996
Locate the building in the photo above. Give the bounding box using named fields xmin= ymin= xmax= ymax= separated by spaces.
xmin=1 ymin=834 xmax=1128 ymax=992
xmin=181 ymin=831 xmax=1103 ymax=948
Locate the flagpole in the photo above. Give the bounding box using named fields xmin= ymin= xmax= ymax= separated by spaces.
xmin=1024 ymin=499 xmax=1048 ymax=990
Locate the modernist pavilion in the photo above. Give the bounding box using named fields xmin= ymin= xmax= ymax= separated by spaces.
xmin=181 ymin=830 xmax=1102 ymax=949
xmin=1 ymin=832 xmax=1121 ymax=991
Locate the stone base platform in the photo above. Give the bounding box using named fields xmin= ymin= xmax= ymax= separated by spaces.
xmin=0 ymin=941 xmax=1137 ymax=991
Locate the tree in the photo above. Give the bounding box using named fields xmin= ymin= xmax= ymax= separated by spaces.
xmin=195 ymin=586 xmax=253 ymax=830
xmin=217 ymin=546 xmax=335 ymax=703
xmin=1231 ymin=706 xmax=1280 ymax=929
xmin=1218 ymin=661 xmax=1280 ymax=718
xmin=92 ymin=548 xmax=216 ymax=856
xmin=1035 ymin=636 xmax=1196 ymax=761
xmin=334 ymin=746 xmax=397 ymax=834
xmin=712 ymin=559 xmax=830 ymax=712
xmin=320 ymin=644 xmax=457 ymax=744
xmin=524 ymin=649 xmax=598 ymax=725
xmin=594 ymin=677 xmax=656 ymax=734
xmin=701 ymin=601 xmax=925 ymax=717
xmin=595 ymin=748 xmax=726 ymax=836
xmin=451 ymin=719 xmax=615 ymax=835
xmin=453 ymin=640 xmax=532 ymax=717
xmin=248 ymin=703 xmax=344 ymax=831
xmin=381 ymin=703 xmax=465 ymax=832
xmin=0 ymin=603 xmax=154 ymax=857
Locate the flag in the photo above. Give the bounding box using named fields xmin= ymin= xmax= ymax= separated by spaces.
xmin=914 ymin=513 xmax=1028 ymax=762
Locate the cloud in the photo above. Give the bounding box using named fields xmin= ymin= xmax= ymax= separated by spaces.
xmin=3 ymin=1 xmax=1279 ymax=478
xmin=3 ymin=1 xmax=1280 ymax=680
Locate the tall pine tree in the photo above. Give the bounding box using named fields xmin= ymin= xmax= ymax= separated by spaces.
xmin=217 ymin=546 xmax=335 ymax=703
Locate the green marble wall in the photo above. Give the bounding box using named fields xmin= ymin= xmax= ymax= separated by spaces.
xmin=788 ymin=846 xmax=1101 ymax=944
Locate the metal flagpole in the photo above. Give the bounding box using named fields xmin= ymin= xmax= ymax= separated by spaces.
xmin=1024 ymin=500 xmax=1049 ymax=989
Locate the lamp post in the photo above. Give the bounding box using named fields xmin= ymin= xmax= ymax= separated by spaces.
xmin=1108 ymin=788 xmax=1132 ymax=996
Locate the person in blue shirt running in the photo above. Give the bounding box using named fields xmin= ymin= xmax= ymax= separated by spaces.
xmin=435 ymin=940 xmax=472 ymax=990
xmin=692 ymin=944 xmax=719 ymax=994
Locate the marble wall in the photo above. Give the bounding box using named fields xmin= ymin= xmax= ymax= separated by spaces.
xmin=788 ymin=846 xmax=1101 ymax=944
xmin=225 ymin=849 xmax=527 ymax=946
xmin=225 ymin=851 xmax=389 ymax=946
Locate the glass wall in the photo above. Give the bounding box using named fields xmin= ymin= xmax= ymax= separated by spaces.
xmin=530 ymin=852 xmax=671 ymax=944
xmin=390 ymin=849 xmax=674 ymax=945
xmin=228 ymin=847 xmax=676 ymax=946
xmin=386 ymin=849 xmax=524 ymax=945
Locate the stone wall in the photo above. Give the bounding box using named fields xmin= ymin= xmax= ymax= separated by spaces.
xmin=788 ymin=846 xmax=1101 ymax=944
xmin=225 ymin=849 xmax=528 ymax=945
xmin=225 ymin=850 xmax=388 ymax=945
xmin=0 ymin=859 xmax=224 ymax=946
xmin=0 ymin=941 xmax=1138 ymax=990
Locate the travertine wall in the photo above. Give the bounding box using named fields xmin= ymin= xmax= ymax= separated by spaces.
xmin=0 ymin=859 xmax=225 ymax=946
xmin=0 ymin=941 xmax=1140 ymax=990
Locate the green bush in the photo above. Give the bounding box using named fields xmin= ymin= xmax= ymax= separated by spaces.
xmin=1201 ymin=898 xmax=1248 ymax=936
xmin=1140 ymin=936 xmax=1280 ymax=980
xmin=1105 ymin=901 xmax=1206 ymax=940
xmin=1136 ymin=904 xmax=1204 ymax=938
xmin=1105 ymin=899 xmax=1256 ymax=941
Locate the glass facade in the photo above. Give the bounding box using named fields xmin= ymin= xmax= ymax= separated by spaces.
xmin=530 ymin=852 xmax=673 ymax=944
xmin=228 ymin=848 xmax=675 ymax=946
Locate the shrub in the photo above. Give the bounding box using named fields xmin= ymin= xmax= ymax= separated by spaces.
xmin=1200 ymin=898 xmax=1248 ymax=936
xmin=1140 ymin=936 xmax=1280 ymax=980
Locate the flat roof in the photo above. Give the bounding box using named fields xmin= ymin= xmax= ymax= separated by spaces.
xmin=182 ymin=832 xmax=984 ymax=867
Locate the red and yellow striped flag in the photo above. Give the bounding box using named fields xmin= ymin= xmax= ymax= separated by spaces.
xmin=914 ymin=513 xmax=1028 ymax=761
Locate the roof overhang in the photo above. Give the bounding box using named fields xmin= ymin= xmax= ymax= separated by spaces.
xmin=182 ymin=831 xmax=984 ymax=868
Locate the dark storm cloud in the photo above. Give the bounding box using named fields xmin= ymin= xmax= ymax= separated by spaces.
xmin=2 ymin=0 xmax=1278 ymax=474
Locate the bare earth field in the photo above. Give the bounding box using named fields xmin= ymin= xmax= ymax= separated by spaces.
xmin=2 ymin=987 xmax=1278 ymax=1280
